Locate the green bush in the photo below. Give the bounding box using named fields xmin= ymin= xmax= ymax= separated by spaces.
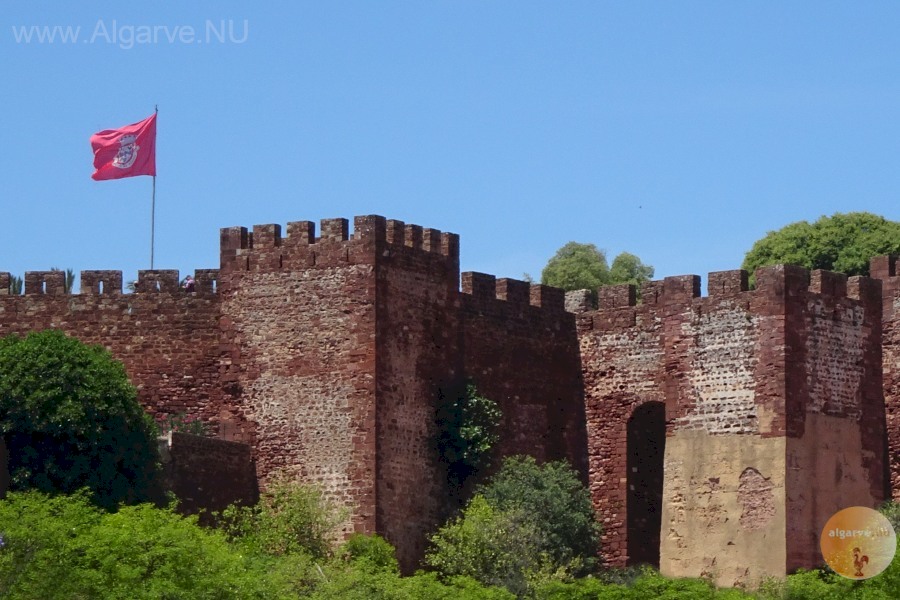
xmin=220 ymin=476 xmax=345 ymax=560
xmin=339 ymin=533 xmax=400 ymax=573
xmin=532 ymin=576 xmax=622 ymax=599
xmin=426 ymin=495 xmax=544 ymax=596
xmin=0 ymin=491 xmax=283 ymax=600
xmin=0 ymin=330 xmax=161 ymax=508
xmin=878 ymin=500 xmax=900 ymax=533
xmin=0 ymin=490 xmax=102 ymax=598
xmin=477 ymin=456 xmax=601 ymax=574
xmin=402 ymin=572 xmax=517 ymax=600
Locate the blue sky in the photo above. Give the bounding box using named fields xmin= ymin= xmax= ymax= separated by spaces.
xmin=4 ymin=2 xmax=900 ymax=292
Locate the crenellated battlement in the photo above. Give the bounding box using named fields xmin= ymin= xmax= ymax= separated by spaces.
xmin=460 ymin=272 xmax=566 ymax=313
xmin=0 ymin=269 xmax=219 ymax=297
xmin=80 ymin=270 xmax=124 ymax=295
xmin=220 ymin=215 xmax=460 ymax=274
xmin=871 ymin=255 xmax=900 ymax=318
xmin=581 ymin=264 xmax=880 ymax=331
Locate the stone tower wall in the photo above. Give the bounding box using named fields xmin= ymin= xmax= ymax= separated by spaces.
xmin=217 ymin=217 xmax=382 ymax=536
xmin=373 ymin=218 xmax=461 ymax=569
xmin=870 ymin=255 xmax=900 ymax=500
xmin=578 ymin=265 xmax=886 ymax=586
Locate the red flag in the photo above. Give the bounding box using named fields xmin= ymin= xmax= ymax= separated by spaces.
xmin=90 ymin=113 xmax=156 ymax=181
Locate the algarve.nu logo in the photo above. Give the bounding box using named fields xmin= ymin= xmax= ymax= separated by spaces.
xmin=820 ymin=506 xmax=897 ymax=579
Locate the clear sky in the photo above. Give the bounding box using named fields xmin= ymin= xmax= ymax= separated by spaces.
xmin=4 ymin=3 xmax=900 ymax=292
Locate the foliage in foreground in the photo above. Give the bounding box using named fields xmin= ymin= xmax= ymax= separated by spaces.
xmin=0 ymin=489 xmax=516 ymax=600
xmin=477 ymin=456 xmax=601 ymax=574
xmin=0 ymin=490 xmax=280 ymax=600
xmin=0 ymin=330 xmax=161 ymax=508
xmin=221 ymin=476 xmax=346 ymax=561
xmin=426 ymin=456 xmax=601 ymax=596
xmin=4 ymin=489 xmax=900 ymax=599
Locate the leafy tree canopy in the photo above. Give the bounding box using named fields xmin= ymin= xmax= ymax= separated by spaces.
xmin=540 ymin=243 xmax=654 ymax=300
xmin=0 ymin=490 xmax=284 ymax=600
xmin=0 ymin=330 xmax=160 ymax=508
xmin=426 ymin=495 xmax=543 ymax=596
xmin=742 ymin=212 xmax=900 ymax=279
xmin=435 ymin=380 xmax=501 ymax=491
xmin=609 ymin=252 xmax=655 ymax=288
xmin=476 ymin=456 xmax=600 ymax=574
xmin=427 ymin=456 xmax=601 ymax=596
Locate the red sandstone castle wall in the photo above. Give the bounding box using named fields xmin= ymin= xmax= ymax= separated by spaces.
xmin=217 ymin=218 xmax=381 ymax=535
xmin=459 ymin=273 xmax=587 ymax=477
xmin=871 ymin=255 xmax=900 ymax=501
xmin=0 ymin=214 xmax=590 ymax=571
xmin=374 ymin=218 xmax=461 ymax=571
xmin=0 ymin=269 xmax=225 ymax=427
xmin=781 ymin=268 xmax=885 ymax=570
xmin=160 ymin=431 xmax=259 ymax=518
xmin=9 ymin=214 xmax=891 ymax=578
xmin=579 ymin=266 xmax=887 ymax=582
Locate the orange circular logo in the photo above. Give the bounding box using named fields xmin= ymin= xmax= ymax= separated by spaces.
xmin=820 ymin=506 xmax=896 ymax=579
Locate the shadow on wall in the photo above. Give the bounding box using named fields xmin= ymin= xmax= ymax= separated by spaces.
xmin=0 ymin=438 xmax=7 ymax=499
xmin=159 ymin=431 xmax=260 ymax=521
xmin=627 ymin=402 xmax=666 ymax=568
xmin=0 ymin=433 xmax=257 ymax=517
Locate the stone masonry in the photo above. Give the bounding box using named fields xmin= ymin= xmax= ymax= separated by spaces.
xmin=577 ymin=266 xmax=887 ymax=587
xmin=0 ymin=214 xmax=896 ymax=581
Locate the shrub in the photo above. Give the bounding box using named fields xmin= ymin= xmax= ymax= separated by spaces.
xmin=0 ymin=330 xmax=161 ymax=508
xmin=477 ymin=456 xmax=601 ymax=574
xmin=0 ymin=490 xmax=282 ymax=600
xmin=339 ymin=533 xmax=400 ymax=573
xmin=426 ymin=495 xmax=543 ymax=596
xmin=221 ymin=476 xmax=345 ymax=560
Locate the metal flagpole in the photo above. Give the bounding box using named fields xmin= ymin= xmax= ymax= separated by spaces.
xmin=151 ymin=105 xmax=158 ymax=269
xmin=151 ymin=175 xmax=156 ymax=269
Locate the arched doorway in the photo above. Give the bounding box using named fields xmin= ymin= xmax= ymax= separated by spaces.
xmin=626 ymin=401 xmax=666 ymax=567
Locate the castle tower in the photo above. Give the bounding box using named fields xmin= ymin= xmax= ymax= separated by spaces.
xmin=870 ymin=255 xmax=900 ymax=499
xmin=578 ymin=266 xmax=887 ymax=587
xmin=217 ymin=216 xmax=461 ymax=568
xmin=217 ymin=215 xmax=586 ymax=569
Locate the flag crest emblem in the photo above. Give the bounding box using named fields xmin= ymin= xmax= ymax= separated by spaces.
xmin=112 ymin=134 xmax=139 ymax=169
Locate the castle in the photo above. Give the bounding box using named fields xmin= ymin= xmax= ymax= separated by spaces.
xmin=1 ymin=214 xmax=897 ymax=587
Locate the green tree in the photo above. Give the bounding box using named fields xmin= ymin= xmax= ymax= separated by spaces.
xmin=435 ymin=381 xmax=502 ymax=490
xmin=540 ymin=243 xmax=654 ymax=303
xmin=426 ymin=495 xmax=544 ymax=596
xmin=742 ymin=212 xmax=900 ymax=281
xmin=0 ymin=330 xmax=161 ymax=508
xmin=609 ymin=252 xmax=655 ymax=288
xmin=541 ymin=242 xmax=610 ymax=293
xmin=427 ymin=456 xmax=601 ymax=596
xmin=477 ymin=456 xmax=600 ymax=575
